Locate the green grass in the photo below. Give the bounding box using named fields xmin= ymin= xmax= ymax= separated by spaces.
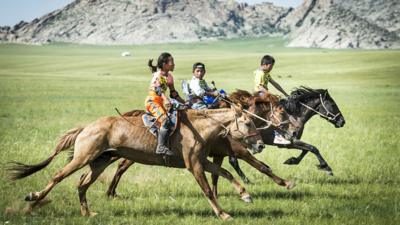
xmin=0 ymin=37 xmax=399 ymax=225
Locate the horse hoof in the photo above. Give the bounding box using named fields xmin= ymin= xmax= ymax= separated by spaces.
xmin=107 ymin=193 xmax=119 ymax=199
xmin=283 ymin=157 xmax=299 ymax=165
xmin=241 ymin=195 xmax=253 ymax=203
xmin=317 ymin=165 xmax=333 ymax=175
xmin=286 ymin=180 xmax=296 ymax=190
xmin=25 ymin=192 xmax=39 ymax=201
xmin=243 ymin=178 xmax=251 ymax=184
xmin=220 ymin=212 xmax=233 ymax=221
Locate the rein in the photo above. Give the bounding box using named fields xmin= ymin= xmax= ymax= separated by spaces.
xmin=299 ymin=94 xmax=341 ymax=121
xmin=202 ymin=99 xmax=259 ymax=140
xmin=219 ymin=97 xmax=276 ymax=129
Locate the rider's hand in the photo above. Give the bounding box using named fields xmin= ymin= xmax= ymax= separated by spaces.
xmin=165 ymin=101 xmax=172 ymax=110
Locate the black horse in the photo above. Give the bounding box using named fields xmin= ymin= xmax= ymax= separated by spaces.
xmin=229 ymin=87 xmax=345 ymax=181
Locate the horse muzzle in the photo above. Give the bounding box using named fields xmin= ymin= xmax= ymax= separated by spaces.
xmin=335 ymin=117 xmax=345 ymax=128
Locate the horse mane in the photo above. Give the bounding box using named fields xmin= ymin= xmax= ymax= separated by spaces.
xmin=284 ymin=86 xmax=327 ymax=114
xmin=289 ymin=86 xmax=326 ymax=101
xmin=252 ymin=91 xmax=280 ymax=106
xmin=229 ymin=89 xmax=253 ymax=107
xmin=229 ymin=89 xmax=281 ymax=108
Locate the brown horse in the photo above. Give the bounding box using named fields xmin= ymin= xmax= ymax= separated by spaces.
xmin=105 ymin=90 xmax=295 ymax=199
xmin=7 ymin=105 xmax=265 ymax=220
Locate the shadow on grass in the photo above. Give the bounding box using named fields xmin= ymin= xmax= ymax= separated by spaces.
xmin=111 ymin=207 xmax=285 ymax=219
xmin=312 ymin=177 xmax=363 ymax=185
xmin=249 ymin=190 xmax=313 ymax=200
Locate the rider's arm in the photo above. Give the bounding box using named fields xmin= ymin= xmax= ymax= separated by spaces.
xmin=269 ymin=78 xmax=289 ymax=97
xmin=167 ymin=74 xmax=185 ymax=103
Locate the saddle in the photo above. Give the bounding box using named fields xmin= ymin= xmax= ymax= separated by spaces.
xmin=141 ymin=107 xmax=179 ymax=137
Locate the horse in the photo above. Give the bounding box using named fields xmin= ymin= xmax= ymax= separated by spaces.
xmin=7 ymin=104 xmax=264 ymax=220
xmin=226 ymin=87 xmax=346 ymax=184
xmin=105 ymin=90 xmax=296 ymax=199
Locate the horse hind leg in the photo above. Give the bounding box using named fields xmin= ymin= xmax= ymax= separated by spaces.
xmin=23 ymin=156 xmax=91 ymax=214
xmin=24 ymin=134 xmax=106 ymax=214
xmin=203 ymin=160 xmax=253 ymax=203
xmin=211 ymin=156 xmax=223 ymax=199
xmin=228 ymin=156 xmax=251 ymax=184
xmin=106 ymin=158 xmax=134 ymax=198
xmin=78 ymin=154 xmax=115 ymax=217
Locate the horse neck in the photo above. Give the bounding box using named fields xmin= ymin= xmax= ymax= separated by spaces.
xmin=297 ymin=97 xmax=320 ymax=124
xmin=187 ymin=108 xmax=236 ymax=138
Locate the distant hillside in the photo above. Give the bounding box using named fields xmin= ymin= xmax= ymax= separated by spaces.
xmin=0 ymin=0 xmax=399 ymax=49
xmin=278 ymin=0 xmax=400 ymax=49
xmin=0 ymin=0 xmax=288 ymax=45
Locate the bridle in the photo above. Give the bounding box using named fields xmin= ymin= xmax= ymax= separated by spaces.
xmin=299 ymin=92 xmax=341 ymax=121
xmin=202 ymin=97 xmax=262 ymax=141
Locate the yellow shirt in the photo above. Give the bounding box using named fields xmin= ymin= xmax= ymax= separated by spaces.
xmin=254 ymin=69 xmax=271 ymax=92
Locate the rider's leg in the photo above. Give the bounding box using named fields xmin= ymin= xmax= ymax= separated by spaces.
xmin=156 ymin=115 xmax=173 ymax=155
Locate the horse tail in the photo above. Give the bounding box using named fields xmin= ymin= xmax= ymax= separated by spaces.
xmin=7 ymin=126 xmax=85 ymax=180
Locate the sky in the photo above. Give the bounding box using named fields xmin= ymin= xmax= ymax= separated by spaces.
xmin=0 ymin=0 xmax=303 ymax=27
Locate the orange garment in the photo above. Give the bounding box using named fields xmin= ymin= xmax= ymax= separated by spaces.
xmin=145 ymin=91 xmax=167 ymax=122
xmin=145 ymin=71 xmax=175 ymax=122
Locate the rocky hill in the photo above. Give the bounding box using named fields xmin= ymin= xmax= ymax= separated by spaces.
xmin=0 ymin=0 xmax=289 ymax=45
xmin=0 ymin=0 xmax=399 ymax=49
xmin=278 ymin=0 xmax=400 ymax=49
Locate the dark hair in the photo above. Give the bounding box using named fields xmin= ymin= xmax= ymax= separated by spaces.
xmin=192 ymin=62 xmax=206 ymax=73
xmin=260 ymin=55 xmax=275 ymax=65
xmin=148 ymin=52 xmax=172 ymax=73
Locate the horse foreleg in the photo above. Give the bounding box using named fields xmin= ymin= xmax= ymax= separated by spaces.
xmin=283 ymin=150 xmax=308 ymax=165
xmin=78 ymin=155 xmax=114 ymax=217
xmin=292 ymin=140 xmax=333 ymax=176
xmin=239 ymin=153 xmax=295 ymax=190
xmin=203 ymin=160 xmax=253 ymax=203
xmin=228 ymin=156 xmax=251 ymax=184
xmin=186 ymin=158 xmax=231 ymax=220
xmin=106 ymin=158 xmax=134 ymax=198
xmin=211 ymin=156 xmax=223 ymax=199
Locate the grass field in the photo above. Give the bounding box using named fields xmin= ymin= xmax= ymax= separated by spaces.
xmin=0 ymin=37 xmax=399 ymax=225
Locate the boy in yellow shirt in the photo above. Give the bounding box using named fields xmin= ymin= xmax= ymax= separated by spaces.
xmin=254 ymin=55 xmax=290 ymax=144
xmin=254 ymin=55 xmax=288 ymax=97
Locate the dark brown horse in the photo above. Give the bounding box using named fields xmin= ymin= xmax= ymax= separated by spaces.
xmin=226 ymin=87 xmax=346 ymax=182
xmin=105 ymin=90 xmax=296 ymax=199
xmin=7 ymin=105 xmax=264 ymax=220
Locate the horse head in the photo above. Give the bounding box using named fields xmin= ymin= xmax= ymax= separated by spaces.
xmin=229 ymin=89 xmax=288 ymax=129
xmin=285 ymin=87 xmax=345 ymax=128
xmin=220 ymin=99 xmax=265 ymax=153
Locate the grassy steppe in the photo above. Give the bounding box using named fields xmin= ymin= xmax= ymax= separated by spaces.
xmin=0 ymin=38 xmax=399 ymax=225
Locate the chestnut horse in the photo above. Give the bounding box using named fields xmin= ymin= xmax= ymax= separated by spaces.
xmin=105 ymin=90 xmax=296 ymax=199
xmin=8 ymin=105 xmax=264 ymax=220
